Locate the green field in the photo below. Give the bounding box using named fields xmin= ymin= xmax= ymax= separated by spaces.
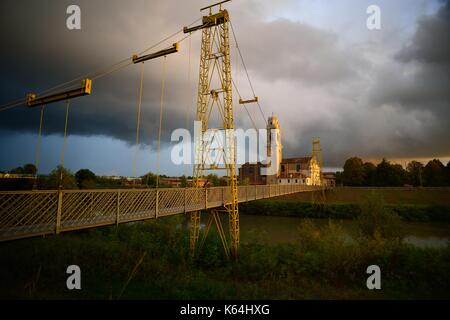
xmin=279 ymin=187 xmax=450 ymax=205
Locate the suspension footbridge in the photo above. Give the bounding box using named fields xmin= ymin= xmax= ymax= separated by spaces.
xmin=0 ymin=1 xmax=327 ymax=259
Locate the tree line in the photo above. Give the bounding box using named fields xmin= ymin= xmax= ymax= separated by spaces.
xmin=1 ymin=164 xmax=229 ymax=190
xmin=336 ymin=157 xmax=450 ymax=187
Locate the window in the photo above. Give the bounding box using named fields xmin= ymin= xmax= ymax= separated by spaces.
xmin=281 ymin=165 xmax=285 ymax=172
xmin=296 ymin=164 xmax=301 ymax=172
xmin=295 ymin=179 xmax=298 ymax=183
xmin=288 ymin=179 xmax=290 ymax=183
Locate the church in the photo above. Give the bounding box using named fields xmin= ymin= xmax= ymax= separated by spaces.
xmin=238 ymin=115 xmax=323 ymax=186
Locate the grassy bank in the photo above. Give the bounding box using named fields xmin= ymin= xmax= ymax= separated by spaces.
xmin=239 ymin=188 xmax=450 ymax=222
xmin=279 ymin=187 xmax=450 ymax=205
xmin=0 ymin=215 xmax=449 ymax=300
xmin=240 ymin=201 xmax=450 ymax=222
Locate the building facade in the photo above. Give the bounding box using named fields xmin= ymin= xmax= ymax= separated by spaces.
xmin=238 ymin=115 xmax=324 ymax=186
xmin=278 ymin=157 xmax=321 ymax=186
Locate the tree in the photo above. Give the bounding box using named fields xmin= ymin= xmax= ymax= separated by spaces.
xmin=334 ymin=171 xmax=344 ymax=186
xmin=142 ymin=172 xmax=157 ymax=187
xmin=46 ymin=166 xmax=77 ymax=189
xmin=375 ymin=159 xmax=406 ymax=187
xmin=180 ymin=175 xmax=188 ymax=188
xmin=9 ymin=166 xmax=24 ymax=174
xmin=75 ymin=169 xmax=97 ymax=189
xmin=447 ymin=161 xmax=450 ymax=186
xmin=423 ymin=159 xmax=446 ymax=187
xmin=362 ymin=162 xmax=376 ymax=186
xmin=206 ymin=174 xmax=220 ymax=187
xmin=342 ymin=157 xmax=364 ymax=186
xmin=23 ymin=164 xmax=37 ymax=175
xmin=240 ymin=177 xmax=250 ymax=186
xmin=406 ymin=161 xmax=424 ymax=186
xmin=218 ymin=177 xmax=228 ymax=186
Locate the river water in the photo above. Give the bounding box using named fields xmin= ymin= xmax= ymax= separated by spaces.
xmin=236 ymin=215 xmax=450 ymax=249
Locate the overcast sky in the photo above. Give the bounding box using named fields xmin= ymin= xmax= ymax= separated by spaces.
xmin=0 ymin=0 xmax=449 ymax=176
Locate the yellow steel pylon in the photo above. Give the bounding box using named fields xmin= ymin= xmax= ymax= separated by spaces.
xmin=311 ymin=137 xmax=326 ymax=206
xmin=184 ymin=3 xmax=239 ymax=260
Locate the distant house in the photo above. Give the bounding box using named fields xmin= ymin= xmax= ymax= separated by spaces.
xmin=123 ymin=177 xmax=143 ymax=186
xmin=322 ymin=172 xmax=336 ymax=187
xmin=0 ymin=173 xmax=35 ymax=179
xmin=238 ymin=162 xmax=270 ymax=185
xmin=160 ymin=177 xmax=183 ymax=187
xmin=239 ymin=156 xmax=323 ymax=186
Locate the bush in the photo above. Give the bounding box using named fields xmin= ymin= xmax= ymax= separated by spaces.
xmin=357 ymin=192 xmax=405 ymax=241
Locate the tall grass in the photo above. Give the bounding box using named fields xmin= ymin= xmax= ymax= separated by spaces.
xmin=0 ymin=214 xmax=449 ymax=299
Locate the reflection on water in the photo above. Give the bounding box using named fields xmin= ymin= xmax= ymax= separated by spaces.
xmin=235 ymin=215 xmax=450 ymax=249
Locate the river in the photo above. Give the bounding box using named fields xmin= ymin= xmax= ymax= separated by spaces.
xmin=236 ymin=215 xmax=450 ymax=248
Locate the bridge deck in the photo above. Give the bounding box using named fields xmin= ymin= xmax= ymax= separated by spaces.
xmin=0 ymin=185 xmax=322 ymax=242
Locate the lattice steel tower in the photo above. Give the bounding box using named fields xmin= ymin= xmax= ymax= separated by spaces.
xmin=184 ymin=1 xmax=239 ymax=259
xmin=311 ymin=137 xmax=326 ymax=205
xmin=312 ymin=137 xmax=323 ymax=182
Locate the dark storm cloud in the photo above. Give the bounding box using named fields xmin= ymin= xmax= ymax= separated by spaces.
xmin=237 ymin=19 xmax=362 ymax=85
xmin=0 ymin=0 xmax=201 ymax=147
xmin=358 ymin=1 xmax=450 ymax=164
xmin=397 ymin=1 xmax=449 ymax=65
xmin=0 ymin=0 xmax=449 ymax=169
xmin=372 ymin=0 xmax=449 ymax=109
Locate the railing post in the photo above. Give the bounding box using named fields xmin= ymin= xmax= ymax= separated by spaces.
xmin=155 ymin=189 xmax=159 ymax=219
xmin=205 ymin=188 xmax=208 ymax=209
xmin=222 ymin=186 xmax=225 ymax=205
xmin=116 ymin=190 xmax=120 ymax=226
xmin=184 ymin=188 xmax=187 ymax=213
xmin=56 ymin=190 xmax=63 ymax=234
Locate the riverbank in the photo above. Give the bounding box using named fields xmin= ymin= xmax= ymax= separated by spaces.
xmin=0 ymin=216 xmax=449 ymax=299
xmin=240 ymin=201 xmax=450 ymax=222
xmin=240 ymin=187 xmax=450 ymax=222
xmin=279 ymin=187 xmax=450 ymax=205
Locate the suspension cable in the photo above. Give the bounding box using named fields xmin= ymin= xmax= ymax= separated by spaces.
xmin=59 ymin=100 xmax=71 ymax=189
xmin=156 ymin=56 xmax=167 ymax=188
xmin=229 ymin=20 xmax=267 ymax=125
xmin=0 ymin=98 xmax=26 ymax=112
xmin=134 ymin=62 xmax=145 ymax=181
xmin=32 ymin=106 xmax=45 ymax=190
xmin=232 ymin=78 xmax=258 ymax=131
xmin=184 ymin=33 xmax=193 ymax=178
xmin=0 ymin=17 xmax=202 ymax=113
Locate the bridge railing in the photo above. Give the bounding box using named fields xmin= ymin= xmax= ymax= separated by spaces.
xmin=0 ymin=185 xmax=323 ymax=241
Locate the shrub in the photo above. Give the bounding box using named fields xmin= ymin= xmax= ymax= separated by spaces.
xmin=357 ymin=192 xmax=404 ymax=241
